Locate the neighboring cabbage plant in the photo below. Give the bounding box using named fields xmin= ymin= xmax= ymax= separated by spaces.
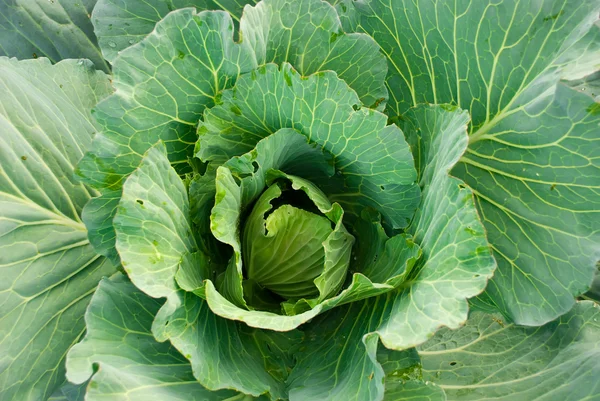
xmin=0 ymin=1 xmax=599 ymax=401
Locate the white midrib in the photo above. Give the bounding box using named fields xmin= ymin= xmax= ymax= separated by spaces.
xmin=0 ymin=190 xmax=87 ymax=232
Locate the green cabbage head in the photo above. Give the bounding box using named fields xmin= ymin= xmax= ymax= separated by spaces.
xmin=0 ymin=0 xmax=599 ymax=400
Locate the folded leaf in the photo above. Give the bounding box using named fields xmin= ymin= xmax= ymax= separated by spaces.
xmin=114 ymin=142 xmax=197 ymax=299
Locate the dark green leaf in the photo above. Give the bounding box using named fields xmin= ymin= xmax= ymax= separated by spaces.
xmin=66 ymin=274 xmax=240 ymax=400
xmin=0 ymin=0 xmax=109 ymax=71
xmin=418 ymin=302 xmax=600 ymax=400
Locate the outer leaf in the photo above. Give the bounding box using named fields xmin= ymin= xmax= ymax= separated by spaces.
xmin=240 ymin=0 xmax=387 ymax=108
xmin=158 ymin=291 xmax=302 ymax=399
xmin=198 ymin=62 xmax=420 ymax=229
xmin=349 ymin=0 xmax=600 ymax=127
xmin=383 ymin=381 xmax=446 ymax=401
xmin=114 ymin=142 xmax=196 ymax=299
xmin=288 ymin=299 xmax=444 ymax=401
xmin=346 ymin=0 xmax=600 ymax=325
xmin=92 ymin=0 xmax=256 ymax=62
xmin=66 ymin=274 xmax=239 ymax=400
xmin=376 ymin=105 xmax=496 ymax=350
xmin=459 ymin=83 xmax=600 ymax=325
xmin=417 ymin=301 xmax=600 ymax=400
xmin=287 ymin=300 xmax=385 ymax=401
xmin=0 ymin=58 xmax=115 ymax=401
xmin=0 ymin=0 xmax=109 ymax=71
xmin=77 ymin=8 xmax=257 ymax=189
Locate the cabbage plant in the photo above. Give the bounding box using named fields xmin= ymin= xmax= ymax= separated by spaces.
xmin=0 ymin=0 xmax=599 ymax=400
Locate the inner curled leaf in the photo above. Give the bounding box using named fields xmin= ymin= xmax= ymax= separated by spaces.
xmin=243 ymin=179 xmax=352 ymax=301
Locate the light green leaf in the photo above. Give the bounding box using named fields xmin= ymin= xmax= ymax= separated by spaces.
xmin=266 ymin=172 xmax=354 ymax=304
xmin=114 ymin=142 xmax=196 ymax=299
xmin=188 ymin=165 xmax=235 ymax=265
xmin=187 ymin=220 xmax=418 ymax=331
xmin=205 ymin=128 xmax=334 ymax=307
xmin=66 ymin=274 xmax=239 ymax=401
xmin=0 ymin=57 xmax=115 ymax=401
xmin=211 ymin=166 xmax=248 ymax=308
xmin=199 ymin=129 xmax=418 ymax=328
xmin=210 ymin=144 xmax=353 ymax=311
xmin=158 ymin=291 xmax=302 ymax=399
xmin=346 ymin=0 xmax=600 ymax=325
xmin=417 ymin=301 xmax=600 ymax=400
xmin=92 ymin=0 xmax=256 ymax=62
xmin=375 ymin=105 xmax=495 ymax=350
xmin=190 ymin=128 xmax=416 ymax=328
xmin=200 ymin=159 xmax=418 ymax=328
xmin=175 ymin=251 xmax=212 ymax=296
xmin=0 ymin=0 xmax=109 ymax=71
xmin=222 ymin=128 xmax=335 ymax=206
xmin=243 ymin=183 xmax=333 ymax=300
xmin=198 ymin=62 xmax=420 ymax=229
